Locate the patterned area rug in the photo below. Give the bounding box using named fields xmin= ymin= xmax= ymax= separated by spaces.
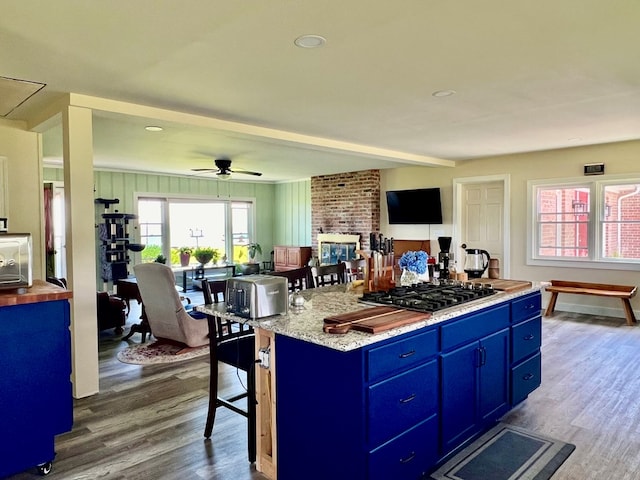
xmin=431 ymin=423 xmax=575 ymax=480
xmin=117 ymin=341 xmax=209 ymax=365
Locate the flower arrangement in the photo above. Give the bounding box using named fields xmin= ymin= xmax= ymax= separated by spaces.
xmin=398 ymin=250 xmax=428 ymax=274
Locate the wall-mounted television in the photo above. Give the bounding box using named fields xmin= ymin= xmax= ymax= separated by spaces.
xmin=386 ymin=188 xmax=443 ymax=224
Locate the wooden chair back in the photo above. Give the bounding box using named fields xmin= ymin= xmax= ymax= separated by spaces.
xmin=270 ymin=266 xmax=314 ymax=292
xmin=343 ymin=259 xmax=366 ymax=282
xmin=201 ymin=279 xmax=226 ymax=304
xmin=311 ymin=263 xmax=347 ymax=288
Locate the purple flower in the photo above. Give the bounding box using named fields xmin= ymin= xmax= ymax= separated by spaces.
xmin=398 ymin=250 xmax=428 ymax=274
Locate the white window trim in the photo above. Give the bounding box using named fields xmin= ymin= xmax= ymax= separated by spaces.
xmin=133 ymin=192 xmax=257 ymax=262
xmin=527 ymin=174 xmax=640 ymax=271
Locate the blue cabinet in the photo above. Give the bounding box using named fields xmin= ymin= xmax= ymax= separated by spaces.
xmin=276 ymin=327 xmax=440 ymax=480
xmin=274 ymin=292 xmax=542 ymax=480
xmin=510 ymin=293 xmax=542 ymax=406
xmin=441 ymin=327 xmax=510 ymax=454
xmin=0 ymin=300 xmax=73 ymax=477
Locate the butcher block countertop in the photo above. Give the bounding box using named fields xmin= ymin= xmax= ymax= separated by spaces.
xmin=0 ymin=279 xmax=73 ymax=307
xmin=197 ymin=281 xmax=544 ymax=352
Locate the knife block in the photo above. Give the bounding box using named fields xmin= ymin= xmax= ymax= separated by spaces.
xmin=357 ymin=250 xmax=396 ymax=292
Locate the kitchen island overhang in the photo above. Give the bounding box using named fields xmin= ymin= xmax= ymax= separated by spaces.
xmin=197 ymin=282 xmax=544 ymax=480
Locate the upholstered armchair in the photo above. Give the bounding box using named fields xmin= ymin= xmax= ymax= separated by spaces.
xmin=132 ymin=263 xmax=209 ymax=348
xmin=97 ymin=291 xmax=126 ymax=334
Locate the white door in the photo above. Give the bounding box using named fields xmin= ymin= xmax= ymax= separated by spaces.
xmin=459 ymin=181 xmax=505 ymax=277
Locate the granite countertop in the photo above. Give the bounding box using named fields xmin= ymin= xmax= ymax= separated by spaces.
xmin=0 ymin=279 xmax=73 ymax=307
xmin=196 ymin=282 xmax=544 ymax=352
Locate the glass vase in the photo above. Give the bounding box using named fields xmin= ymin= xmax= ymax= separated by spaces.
xmin=400 ymin=268 xmax=420 ymax=287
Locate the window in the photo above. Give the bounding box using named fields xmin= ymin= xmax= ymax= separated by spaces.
xmin=138 ymin=199 xmax=165 ymax=262
xmin=535 ymin=185 xmax=590 ymax=259
xmin=136 ymin=195 xmax=256 ymax=266
xmin=530 ymin=178 xmax=640 ymax=268
xmin=602 ymin=184 xmax=640 ymax=260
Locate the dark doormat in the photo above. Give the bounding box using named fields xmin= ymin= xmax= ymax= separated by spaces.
xmin=431 ymin=423 xmax=575 ymax=480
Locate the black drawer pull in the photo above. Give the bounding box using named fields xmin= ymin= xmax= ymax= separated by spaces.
xmin=523 ymin=334 xmax=535 ymax=340
xmin=399 ymin=451 xmax=416 ymax=464
xmin=399 ymin=393 xmax=416 ymax=404
xmin=522 ymin=373 xmax=534 ymax=381
xmin=399 ymin=350 xmax=416 ymax=359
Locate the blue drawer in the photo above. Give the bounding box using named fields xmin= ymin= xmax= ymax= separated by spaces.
xmin=368 ymin=360 xmax=438 ymax=446
xmin=511 ymin=292 xmax=541 ymax=324
xmin=511 ymin=316 xmax=542 ymax=364
xmin=367 ymin=328 xmax=438 ymax=382
xmin=441 ymin=304 xmax=510 ymax=351
xmin=511 ymin=352 xmax=541 ymax=405
xmin=369 ymin=414 xmax=439 ymax=480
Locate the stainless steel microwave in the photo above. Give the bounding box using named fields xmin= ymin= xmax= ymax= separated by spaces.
xmin=0 ymin=233 xmax=33 ymax=289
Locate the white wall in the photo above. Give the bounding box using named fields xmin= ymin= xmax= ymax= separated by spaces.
xmin=0 ymin=119 xmax=44 ymax=279
xmin=381 ymin=140 xmax=640 ymax=318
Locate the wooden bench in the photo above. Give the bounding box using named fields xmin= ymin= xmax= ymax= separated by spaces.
xmin=544 ymin=280 xmax=638 ymax=326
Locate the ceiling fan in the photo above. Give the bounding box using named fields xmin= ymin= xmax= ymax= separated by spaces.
xmin=191 ymin=158 xmax=262 ymax=179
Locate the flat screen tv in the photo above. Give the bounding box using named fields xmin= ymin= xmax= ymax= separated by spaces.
xmin=386 ymin=188 xmax=443 ymax=224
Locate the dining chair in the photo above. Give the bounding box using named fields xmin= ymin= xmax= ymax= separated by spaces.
xmin=262 ymin=250 xmax=275 ymax=272
xmin=311 ymin=263 xmax=347 ymax=288
xmin=201 ymin=279 xmax=256 ymax=463
xmin=343 ymin=258 xmax=367 ymax=282
xmin=269 ymin=266 xmax=314 ymax=292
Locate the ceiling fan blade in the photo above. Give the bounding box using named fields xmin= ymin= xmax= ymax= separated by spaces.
xmin=191 ymin=168 xmax=218 ymax=172
xmin=231 ymin=169 xmax=263 ymax=176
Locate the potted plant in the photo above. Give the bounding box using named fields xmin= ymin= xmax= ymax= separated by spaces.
xmin=178 ymin=247 xmax=192 ymax=267
xmin=154 ymin=254 xmax=167 ymax=264
xmin=247 ymin=243 xmax=262 ymax=263
xmin=194 ymin=247 xmax=216 ymax=266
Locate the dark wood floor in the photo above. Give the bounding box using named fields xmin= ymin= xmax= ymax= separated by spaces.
xmin=6 ymin=301 xmax=640 ymax=479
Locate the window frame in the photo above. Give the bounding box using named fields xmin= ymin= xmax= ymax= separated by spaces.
xmin=133 ymin=192 xmax=257 ymax=264
xmin=527 ymin=174 xmax=640 ymax=271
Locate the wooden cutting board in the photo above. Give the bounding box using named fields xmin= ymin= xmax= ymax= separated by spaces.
xmin=324 ymin=306 xmax=430 ymax=334
xmin=469 ymin=278 xmax=532 ymax=292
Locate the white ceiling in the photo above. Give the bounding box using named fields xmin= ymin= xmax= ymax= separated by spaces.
xmin=2 ymin=1 xmax=640 ymax=182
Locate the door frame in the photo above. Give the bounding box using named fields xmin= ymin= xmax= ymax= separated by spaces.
xmin=452 ymin=174 xmax=511 ymax=279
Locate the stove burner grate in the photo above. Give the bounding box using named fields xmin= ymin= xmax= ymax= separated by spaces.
xmin=359 ymin=281 xmax=496 ymax=313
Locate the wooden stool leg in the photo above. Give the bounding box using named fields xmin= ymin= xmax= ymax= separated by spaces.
xmin=622 ymin=299 xmax=637 ymax=326
xmin=545 ymin=292 xmax=558 ymax=317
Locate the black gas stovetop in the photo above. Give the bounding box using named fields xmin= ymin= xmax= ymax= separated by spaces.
xmin=359 ymin=280 xmax=497 ymax=313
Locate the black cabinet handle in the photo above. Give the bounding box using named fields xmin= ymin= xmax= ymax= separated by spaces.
xmin=399 ymin=393 xmax=417 ymax=404
xmin=399 ymin=451 xmax=416 ymax=464
xmin=399 ymin=350 xmax=416 ymax=359
xmin=523 ymin=373 xmax=534 ymax=380
xmin=523 ymin=334 xmax=535 ymax=340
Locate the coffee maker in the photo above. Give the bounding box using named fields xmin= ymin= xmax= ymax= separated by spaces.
xmin=437 ymin=236 xmax=452 ymax=280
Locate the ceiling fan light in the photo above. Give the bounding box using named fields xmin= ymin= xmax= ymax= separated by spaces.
xmin=217 ymin=171 xmax=232 ymax=180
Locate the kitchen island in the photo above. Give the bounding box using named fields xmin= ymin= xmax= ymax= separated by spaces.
xmin=197 ymin=282 xmax=543 ymax=480
xmin=0 ymin=280 xmax=73 ymax=477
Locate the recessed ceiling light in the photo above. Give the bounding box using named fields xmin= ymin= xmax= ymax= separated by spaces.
xmin=145 ymin=125 xmax=163 ymax=132
xmin=294 ymin=34 xmax=326 ymax=48
xmin=432 ymin=90 xmax=456 ymax=98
